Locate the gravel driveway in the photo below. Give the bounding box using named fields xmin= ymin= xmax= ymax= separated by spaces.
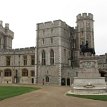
xmin=0 ymin=85 xmax=107 ymax=107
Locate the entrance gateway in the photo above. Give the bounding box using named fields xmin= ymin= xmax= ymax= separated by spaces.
xmin=61 ymin=78 xmax=70 ymax=86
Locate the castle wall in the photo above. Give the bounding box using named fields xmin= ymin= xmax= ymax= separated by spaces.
xmin=1 ymin=13 xmax=106 ymax=86
xmin=0 ymin=47 xmax=35 ymax=84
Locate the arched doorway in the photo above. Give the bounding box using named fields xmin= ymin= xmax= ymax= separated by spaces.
xmin=61 ymin=78 xmax=66 ymax=86
xmin=46 ymin=76 xmax=49 ymax=82
xmin=67 ymin=78 xmax=70 ymax=86
xmin=32 ymin=78 xmax=34 ymax=83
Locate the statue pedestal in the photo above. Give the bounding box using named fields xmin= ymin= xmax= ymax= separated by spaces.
xmin=72 ymin=58 xmax=107 ymax=95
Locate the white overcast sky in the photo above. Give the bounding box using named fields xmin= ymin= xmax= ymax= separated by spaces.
xmin=0 ymin=0 xmax=107 ymax=55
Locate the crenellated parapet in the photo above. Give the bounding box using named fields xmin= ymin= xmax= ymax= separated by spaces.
xmin=76 ymin=13 xmax=93 ymax=21
xmin=37 ymin=20 xmax=69 ymax=30
xmin=14 ymin=47 xmax=35 ymax=52
xmin=0 ymin=47 xmax=36 ymax=55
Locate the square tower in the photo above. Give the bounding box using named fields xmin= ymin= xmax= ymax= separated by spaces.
xmin=35 ymin=20 xmax=73 ymax=85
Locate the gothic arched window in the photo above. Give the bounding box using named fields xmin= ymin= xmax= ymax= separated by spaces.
xmin=50 ymin=49 xmax=54 ymax=65
xmin=42 ymin=50 xmax=46 ymax=65
xmin=46 ymin=76 xmax=49 ymax=82
xmin=64 ymin=49 xmax=66 ymax=63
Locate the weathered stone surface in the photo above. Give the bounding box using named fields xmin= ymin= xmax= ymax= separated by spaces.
xmin=73 ymin=58 xmax=107 ymax=94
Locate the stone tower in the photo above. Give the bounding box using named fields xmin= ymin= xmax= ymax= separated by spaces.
xmin=35 ymin=20 xmax=72 ymax=85
xmin=76 ymin=13 xmax=94 ymax=50
xmin=0 ymin=20 xmax=14 ymax=49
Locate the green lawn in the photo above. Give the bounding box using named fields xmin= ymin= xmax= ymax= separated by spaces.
xmin=67 ymin=94 xmax=107 ymax=101
xmin=0 ymin=86 xmax=39 ymax=101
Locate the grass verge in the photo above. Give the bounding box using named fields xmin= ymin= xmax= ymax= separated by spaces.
xmin=0 ymin=86 xmax=39 ymax=101
xmin=67 ymin=94 xmax=107 ymax=101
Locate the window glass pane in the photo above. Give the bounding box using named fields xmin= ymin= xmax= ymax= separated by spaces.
xmin=50 ymin=49 xmax=54 ymax=65
xmin=23 ymin=55 xmax=27 ymax=65
xmin=31 ymin=55 xmax=35 ymax=65
xmin=42 ymin=50 xmax=46 ymax=65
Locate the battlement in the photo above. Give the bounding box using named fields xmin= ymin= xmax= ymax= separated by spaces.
xmin=14 ymin=47 xmax=36 ymax=52
xmin=77 ymin=13 xmax=93 ymax=20
xmin=5 ymin=23 xmax=9 ymax=29
xmin=0 ymin=47 xmax=36 ymax=55
xmin=0 ymin=20 xmax=10 ymax=29
xmin=37 ymin=20 xmax=69 ymax=30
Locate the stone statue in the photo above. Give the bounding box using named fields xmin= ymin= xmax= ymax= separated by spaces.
xmin=80 ymin=41 xmax=95 ymax=56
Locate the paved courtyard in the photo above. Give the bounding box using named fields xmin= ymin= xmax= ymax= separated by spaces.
xmin=0 ymin=85 xmax=107 ymax=107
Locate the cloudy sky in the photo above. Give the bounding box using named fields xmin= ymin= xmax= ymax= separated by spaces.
xmin=0 ymin=0 xmax=107 ymax=55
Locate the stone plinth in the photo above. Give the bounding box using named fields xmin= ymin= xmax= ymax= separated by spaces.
xmin=78 ymin=60 xmax=100 ymax=77
xmin=72 ymin=58 xmax=107 ymax=94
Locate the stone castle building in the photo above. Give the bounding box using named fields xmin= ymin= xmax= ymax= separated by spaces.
xmin=0 ymin=21 xmax=35 ymax=84
xmin=0 ymin=13 xmax=107 ymax=85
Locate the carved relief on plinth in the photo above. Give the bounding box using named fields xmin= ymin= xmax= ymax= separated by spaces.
xmin=80 ymin=60 xmax=97 ymax=69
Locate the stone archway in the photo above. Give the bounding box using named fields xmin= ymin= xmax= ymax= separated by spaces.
xmin=46 ymin=76 xmax=49 ymax=82
xmin=61 ymin=78 xmax=66 ymax=86
xmin=67 ymin=78 xmax=70 ymax=86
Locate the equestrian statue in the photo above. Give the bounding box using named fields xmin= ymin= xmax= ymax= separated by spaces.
xmin=80 ymin=41 xmax=95 ymax=56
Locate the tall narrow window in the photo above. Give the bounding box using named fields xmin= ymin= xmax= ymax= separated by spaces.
xmin=51 ymin=28 xmax=53 ymax=33
xmin=42 ymin=38 xmax=44 ymax=44
xmin=6 ymin=56 xmax=11 ymax=66
xmin=64 ymin=49 xmax=66 ymax=63
xmin=23 ymin=55 xmax=27 ymax=65
xmin=50 ymin=49 xmax=54 ymax=65
xmin=42 ymin=50 xmax=46 ymax=65
xmin=31 ymin=55 xmax=35 ymax=65
xmin=31 ymin=70 xmax=35 ymax=77
xmin=50 ymin=37 xmax=53 ymax=44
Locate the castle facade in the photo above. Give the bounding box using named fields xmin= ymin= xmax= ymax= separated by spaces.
xmin=0 ymin=13 xmax=107 ymax=85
